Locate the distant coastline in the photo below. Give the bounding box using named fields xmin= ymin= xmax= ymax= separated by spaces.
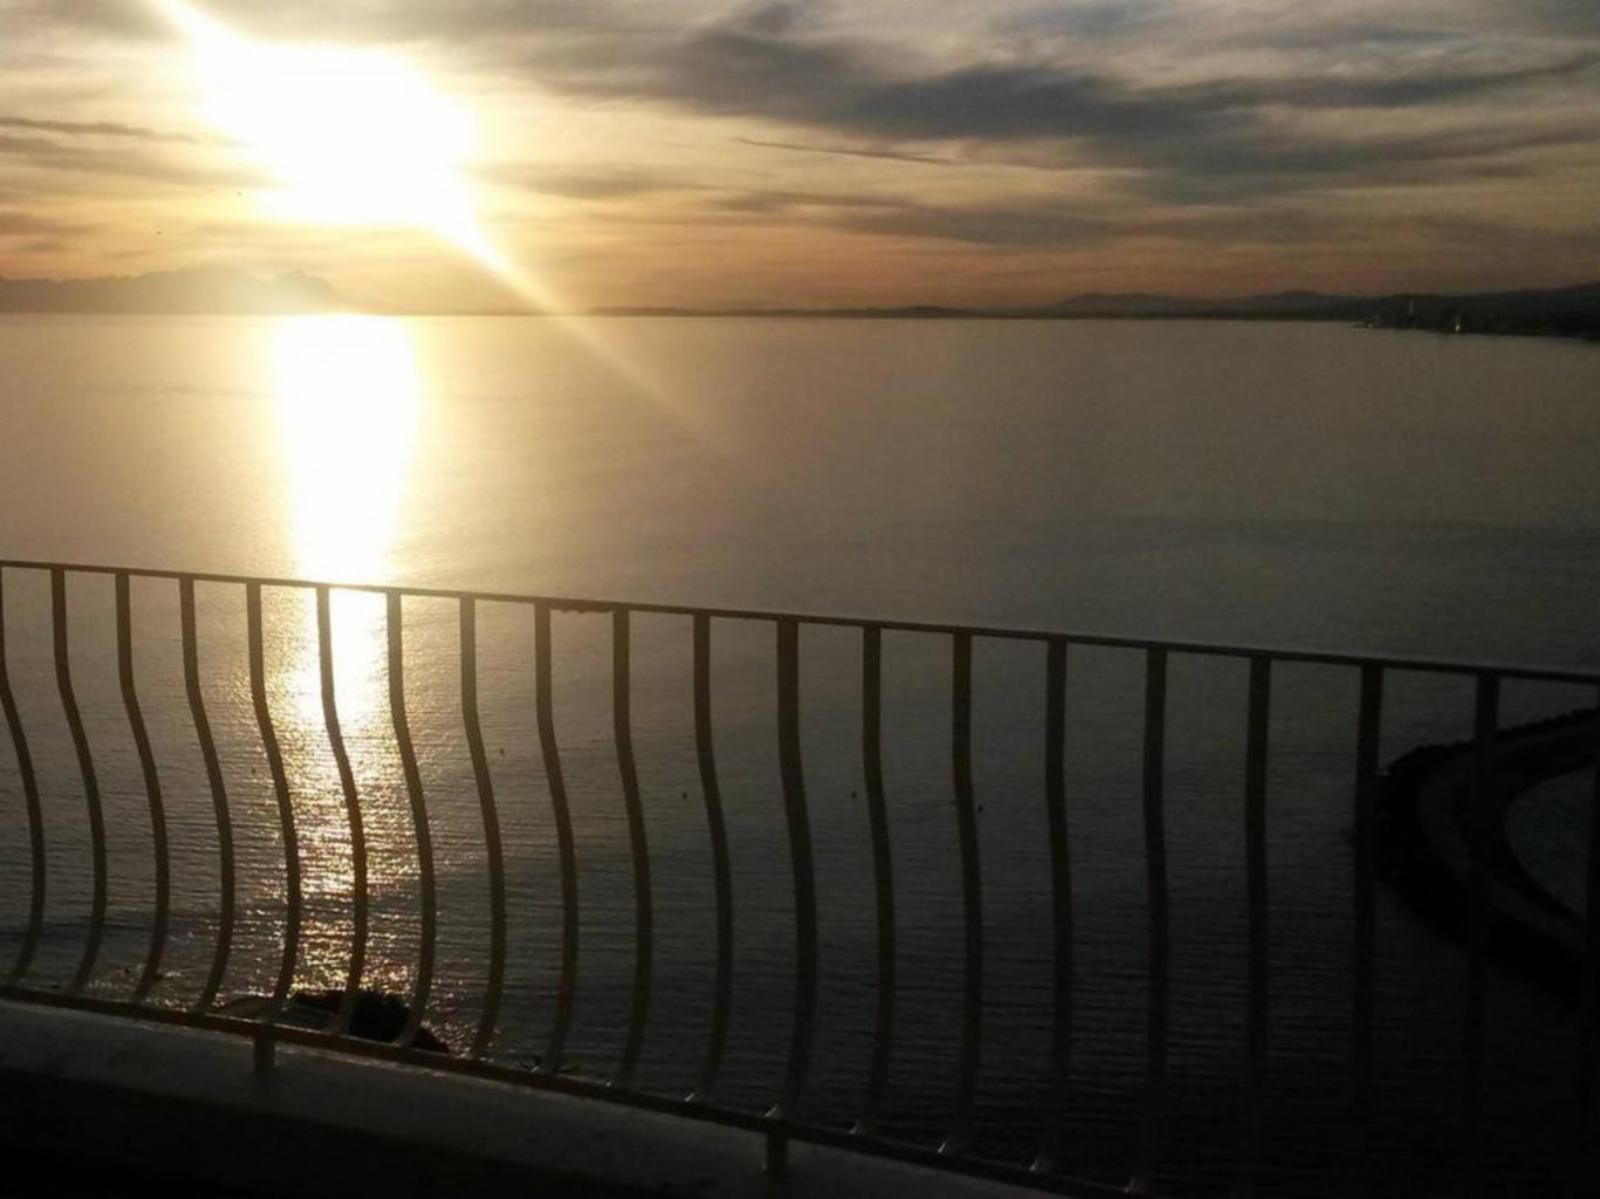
xmin=2 ymin=268 xmax=1597 ymax=340
xmin=592 ymin=281 xmax=1600 ymax=342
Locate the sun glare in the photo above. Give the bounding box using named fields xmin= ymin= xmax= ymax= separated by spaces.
xmin=157 ymin=1 xmax=492 ymax=251
xmin=155 ymin=2 xmax=665 ymax=394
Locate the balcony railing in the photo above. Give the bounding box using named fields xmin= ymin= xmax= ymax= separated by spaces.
xmin=0 ymin=557 xmax=1595 ymax=1195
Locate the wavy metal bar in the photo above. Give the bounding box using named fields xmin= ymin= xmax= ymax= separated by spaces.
xmin=612 ymin=608 xmax=653 ymax=1088
xmin=53 ymin=568 xmax=106 ymax=995
xmin=690 ymin=613 xmax=733 ymax=1102
xmin=318 ymin=587 xmax=367 ymax=1036
xmin=1237 ymin=657 xmax=1271 ymax=1196
xmin=386 ymin=591 xmax=437 ymax=1049
xmin=855 ymin=624 xmax=896 ymax=1135
xmin=943 ymin=631 xmax=983 ymax=1156
xmin=183 ymin=578 xmax=234 ymax=1012
xmin=116 ymin=573 xmax=169 ymax=1004
xmin=1348 ymin=664 xmax=1383 ymax=1187
xmin=1579 ymin=685 xmax=1600 ymax=1192
xmin=534 ymin=602 xmax=578 ymax=1073
xmin=1032 ymin=636 xmax=1072 ymax=1172
xmin=1461 ymin=672 xmax=1499 ymax=1197
xmin=0 ymin=568 xmax=45 ymax=985
xmin=460 ymin=597 xmax=507 ymax=1058
xmin=773 ymin=619 xmax=818 ymax=1120
xmin=248 ymin=582 xmax=301 ymax=1019
xmin=1130 ymin=647 xmax=1169 ymax=1197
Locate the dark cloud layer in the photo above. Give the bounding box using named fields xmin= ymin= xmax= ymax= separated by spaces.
xmin=476 ymin=2 xmax=1599 ymax=206
xmin=16 ymin=1 xmax=1599 ymax=206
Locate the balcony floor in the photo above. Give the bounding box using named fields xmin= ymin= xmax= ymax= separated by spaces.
xmin=0 ymin=998 xmax=1048 ymax=1198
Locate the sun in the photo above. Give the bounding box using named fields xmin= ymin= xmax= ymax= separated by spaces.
xmin=157 ymin=1 xmax=481 ymax=244
xmin=153 ymin=2 xmax=597 ymax=327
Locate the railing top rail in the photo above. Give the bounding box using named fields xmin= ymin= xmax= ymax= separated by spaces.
xmin=4 ymin=556 xmax=1598 ymax=686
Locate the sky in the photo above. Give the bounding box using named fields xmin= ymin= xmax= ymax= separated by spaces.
xmin=2 ymin=0 xmax=1599 ymax=310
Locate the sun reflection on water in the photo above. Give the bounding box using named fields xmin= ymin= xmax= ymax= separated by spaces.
xmin=271 ymin=315 xmax=421 ymax=921
xmin=274 ymin=314 xmax=419 ymax=585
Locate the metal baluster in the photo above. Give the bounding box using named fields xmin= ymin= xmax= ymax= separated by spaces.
xmin=0 ymin=568 xmax=45 ymax=986
xmin=461 ymin=597 xmax=507 ymax=1058
xmin=1461 ymin=673 xmax=1498 ymax=1196
xmin=318 ymin=587 xmax=366 ymax=1036
xmin=535 ymin=602 xmax=578 ymax=1072
xmin=117 ymin=574 xmax=169 ymax=1004
xmin=690 ymin=614 xmax=733 ymax=1102
xmin=943 ymin=632 xmax=983 ymax=1156
xmin=1033 ymin=636 xmax=1072 ymax=1172
xmin=386 ymin=592 xmax=437 ymax=1048
xmin=1577 ymin=689 xmax=1600 ymax=1196
xmin=855 ymin=625 xmax=896 ymax=1135
xmin=54 ymin=569 xmax=105 ymax=995
xmin=184 ymin=578 xmax=234 ymax=1013
xmin=1348 ymin=664 xmax=1383 ymax=1190
xmin=772 ymin=619 xmax=818 ymax=1128
xmin=1237 ymin=657 xmax=1271 ymax=1196
xmin=248 ymin=582 xmax=300 ymax=1025
xmin=612 ymin=608 xmax=653 ymax=1088
xmin=1131 ymin=647 xmax=1170 ymax=1196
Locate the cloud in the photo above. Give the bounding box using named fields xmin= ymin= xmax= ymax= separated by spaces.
xmin=991 ymin=1 xmax=1178 ymax=42
xmin=507 ymin=4 xmax=1600 ymax=201
xmin=0 ymin=208 xmax=95 ymax=237
xmin=0 ymin=115 xmax=216 ymax=145
xmin=833 ymin=200 xmax=1114 ymax=247
xmin=736 ymin=137 xmax=956 ymax=166
xmin=3 ymin=0 xmax=1596 ymax=298
xmin=0 ymin=132 xmax=264 ymax=190
xmin=473 ymin=162 xmax=688 ymax=200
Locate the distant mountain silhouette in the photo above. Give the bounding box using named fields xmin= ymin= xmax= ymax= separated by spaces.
xmin=593 ymin=282 xmax=1600 ymax=340
xmin=1041 ymin=289 xmax=1357 ymax=317
xmin=1036 ymin=282 xmax=1600 ymax=337
xmin=0 ymin=266 xmax=348 ymax=314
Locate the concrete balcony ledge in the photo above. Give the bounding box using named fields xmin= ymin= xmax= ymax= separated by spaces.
xmin=0 ymin=999 xmax=1044 ymax=1198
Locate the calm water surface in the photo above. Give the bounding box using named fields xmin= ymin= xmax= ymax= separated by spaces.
xmin=0 ymin=315 xmax=1597 ymax=1193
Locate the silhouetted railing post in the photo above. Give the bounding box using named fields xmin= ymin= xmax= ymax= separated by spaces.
xmin=534 ymin=601 xmax=579 ymax=1074
xmin=53 ymin=568 xmax=106 ymax=995
xmin=1033 ymin=636 xmax=1072 ymax=1173
xmin=1237 ymin=657 xmax=1271 ymax=1195
xmin=182 ymin=577 xmax=234 ymax=1013
xmin=944 ymin=631 xmax=983 ymax=1157
xmin=248 ymin=581 xmax=299 ymax=1071
xmin=690 ymin=613 xmax=734 ymax=1104
xmin=770 ymin=619 xmax=818 ymax=1173
xmin=1579 ymin=689 xmax=1600 ymax=1194
xmin=117 ymin=573 xmax=170 ymax=1005
xmin=0 ymin=568 xmax=45 ymax=987
xmin=317 ymin=587 xmax=367 ymax=1037
xmin=1348 ymin=664 xmax=1384 ymax=1188
xmin=1461 ymin=673 xmax=1500 ymax=1196
xmin=612 ymin=607 xmax=653 ymax=1089
xmin=856 ymin=624 xmax=896 ymax=1135
xmin=461 ymin=596 xmax=507 ymax=1058
xmin=386 ymin=592 xmax=437 ymax=1050
xmin=1131 ymin=647 xmax=1170 ymax=1197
